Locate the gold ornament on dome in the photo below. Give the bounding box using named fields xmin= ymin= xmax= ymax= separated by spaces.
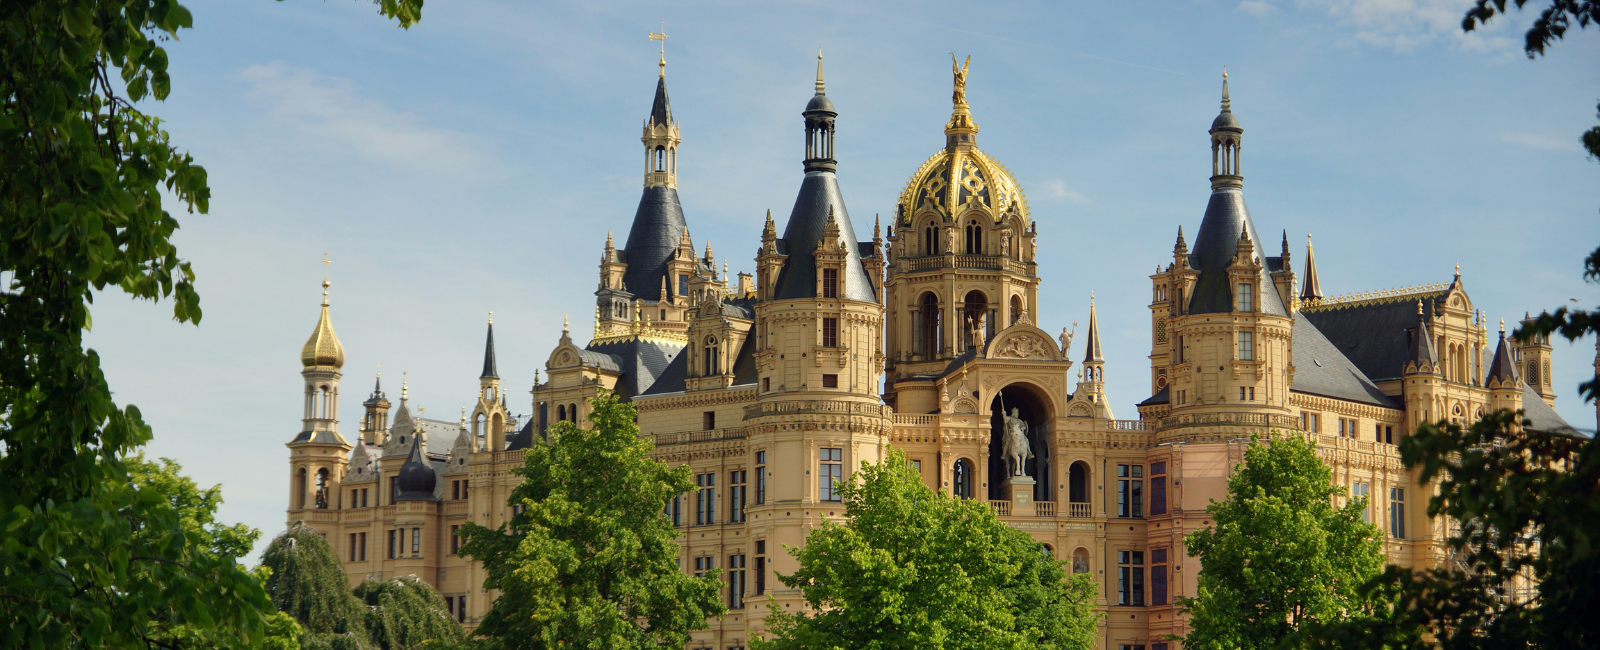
xmin=896 ymin=55 xmax=1027 ymax=227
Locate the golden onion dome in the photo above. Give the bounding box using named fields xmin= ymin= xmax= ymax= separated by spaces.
xmin=301 ymin=280 xmax=346 ymax=369
xmin=895 ymin=55 xmax=1028 ymax=228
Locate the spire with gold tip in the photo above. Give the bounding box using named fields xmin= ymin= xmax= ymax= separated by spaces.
xmin=301 ymin=272 xmax=345 ymax=369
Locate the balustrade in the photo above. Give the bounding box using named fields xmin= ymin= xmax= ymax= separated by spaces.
xmin=988 ymin=500 xmax=1011 ymax=517
xmin=1034 ymin=502 xmax=1057 ymax=517
xmin=1069 ymin=502 xmax=1092 ymax=518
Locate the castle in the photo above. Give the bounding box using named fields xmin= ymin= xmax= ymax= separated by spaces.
xmin=284 ymin=54 xmax=1586 ymax=650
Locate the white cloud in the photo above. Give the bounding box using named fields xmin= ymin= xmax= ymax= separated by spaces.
xmin=240 ymin=63 xmax=485 ymax=173
xmin=1498 ymin=132 xmax=1583 ymax=152
xmin=1038 ymin=180 xmax=1090 ymax=205
xmin=1237 ymin=1 xmax=1279 ymax=17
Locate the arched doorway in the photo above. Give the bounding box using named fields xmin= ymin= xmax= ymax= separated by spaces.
xmin=1069 ymin=461 xmax=1089 ymax=504
xmin=988 ymin=383 xmax=1053 ymax=503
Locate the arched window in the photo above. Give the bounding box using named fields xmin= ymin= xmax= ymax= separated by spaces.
xmin=953 ymin=459 xmax=974 ymax=500
xmin=654 ymin=146 xmax=666 ymax=172
xmin=1526 ymin=362 xmax=1539 ymax=387
xmin=963 ymin=290 xmax=988 ymax=349
xmin=704 ymin=337 xmax=720 ymax=376
xmin=966 ymin=220 xmax=982 ymax=254
xmin=920 ymin=293 xmax=941 ymax=358
xmin=1069 ymin=462 xmax=1089 ymax=504
xmin=1010 ymin=295 xmax=1024 ymax=326
xmin=923 ymin=226 xmax=935 ymax=255
xmin=557 ymin=404 xmax=566 ymax=422
xmin=296 ymin=468 xmax=308 ymax=509
xmin=569 ymin=404 xmax=579 ymax=422
xmin=314 ymin=468 xmax=330 ymax=510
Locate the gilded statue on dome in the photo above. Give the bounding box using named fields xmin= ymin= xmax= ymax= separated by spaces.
xmin=952 ymin=54 xmax=971 ymax=106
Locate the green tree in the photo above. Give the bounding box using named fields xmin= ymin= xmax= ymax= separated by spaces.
xmin=456 ymin=390 xmax=725 ymax=649
xmin=755 ymin=448 xmax=1099 ymax=650
xmin=1178 ymin=433 xmax=1388 ymax=650
xmin=354 ymin=575 xmax=465 ymax=650
xmin=261 ymin=525 xmax=371 ymax=644
xmin=0 ymin=0 xmax=419 ymax=646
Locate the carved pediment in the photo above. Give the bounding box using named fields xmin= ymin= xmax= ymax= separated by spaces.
xmin=985 ymin=322 xmax=1062 ymax=361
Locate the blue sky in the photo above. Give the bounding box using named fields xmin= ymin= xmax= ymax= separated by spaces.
xmin=85 ymin=0 xmax=1598 ymax=562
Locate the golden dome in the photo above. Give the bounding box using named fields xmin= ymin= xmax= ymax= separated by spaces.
xmin=301 ymin=280 xmax=345 ymax=369
xmin=896 ymin=147 xmax=1028 ymax=227
xmin=895 ymin=55 xmax=1028 ymax=227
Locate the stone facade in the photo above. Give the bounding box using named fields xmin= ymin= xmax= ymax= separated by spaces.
xmin=283 ymin=59 xmax=1585 ymax=650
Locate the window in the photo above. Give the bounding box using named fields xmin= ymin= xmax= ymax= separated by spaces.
xmin=450 ymin=525 xmax=461 ymax=555
xmin=923 ymin=226 xmax=934 ymax=255
xmin=358 ymin=532 xmax=366 ymax=561
xmin=762 ymin=377 xmax=770 ymax=392
xmin=388 ymin=530 xmax=397 ymax=559
xmin=755 ymin=452 xmax=766 ymax=505
xmin=1150 ymin=462 xmax=1167 ymax=516
xmin=728 ymin=554 xmax=746 ymax=609
xmin=452 ymin=481 xmax=460 ymax=501
xmin=665 ymin=494 xmax=682 ymax=527
xmin=1302 ymin=412 xmax=1320 ymax=433
xmin=704 ymin=338 xmax=720 ymax=376
xmin=953 ymin=459 xmax=973 ymax=500
xmin=361 ymin=488 xmax=368 ymax=508
xmin=350 ymin=533 xmax=358 ymax=561
xmin=822 ymin=374 xmax=838 ymax=388
xmin=1352 ymin=483 xmax=1370 ymax=522
xmin=696 ymin=473 xmax=716 ymax=526
xmin=1390 ymin=488 xmax=1406 ymax=539
xmin=822 ymin=318 xmax=838 ymax=347
xmin=920 ymin=293 xmax=941 ymax=358
xmin=1118 ymin=551 xmax=1145 ymax=606
xmin=1176 ymin=335 xmax=1185 ymax=363
xmin=1237 ymin=283 xmax=1253 ymax=312
xmin=1384 ymin=426 xmax=1394 ymax=444
xmin=1118 ymin=465 xmax=1144 ymax=518
xmin=755 ymin=541 xmax=767 ymax=596
xmin=1151 ymin=548 xmax=1169 ymax=605
xmin=911 ymin=459 xmax=923 ymax=476
xmin=411 ymin=528 xmax=420 ymax=555
xmin=678 ymin=274 xmax=689 ymax=296
xmin=445 ymin=596 xmax=454 ymax=620
xmin=822 ymin=268 xmax=838 ymax=298
xmin=1119 ymin=646 xmax=1147 ymax=650
xmin=965 ymin=220 xmax=982 ymax=254
xmin=1238 ymin=331 xmax=1254 ymax=361
xmin=820 ymin=448 xmax=843 ymax=502
xmin=729 ymin=471 xmax=747 ymax=523
xmin=389 ymin=477 xmax=398 ymax=506
xmin=461 ymin=479 xmax=469 ymax=499
xmin=704 ymin=411 xmax=716 ymax=430
xmin=457 ymin=597 xmax=466 ymax=623
xmin=693 ymin=556 xmax=714 ymax=577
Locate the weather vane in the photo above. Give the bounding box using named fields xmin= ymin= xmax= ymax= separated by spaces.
xmin=650 ymin=23 xmax=668 ymax=76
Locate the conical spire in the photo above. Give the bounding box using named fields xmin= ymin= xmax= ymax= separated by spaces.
xmin=1084 ymin=294 xmax=1104 ymax=363
xmin=1300 ymin=233 xmax=1324 ymax=301
xmin=815 ymin=49 xmax=825 ymax=94
xmin=1486 ymin=319 xmax=1519 ymax=387
xmin=1407 ymin=300 xmax=1439 ymax=372
xmin=301 ymin=278 xmax=346 ymax=369
xmin=481 ymin=313 xmax=499 ymax=379
xmin=394 ymin=433 xmax=438 ymax=502
xmin=1174 ymin=226 xmax=1187 ymax=252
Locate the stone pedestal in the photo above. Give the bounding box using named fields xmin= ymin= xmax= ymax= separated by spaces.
xmin=1001 ymin=475 xmax=1035 ymax=517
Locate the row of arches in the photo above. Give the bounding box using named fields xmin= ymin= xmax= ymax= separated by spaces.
xmin=909 ymin=215 xmax=1025 ymax=259
xmin=649 ymin=145 xmax=677 ymax=174
xmin=914 ymin=290 xmax=1026 ymax=358
xmin=295 ymin=467 xmax=332 ymax=510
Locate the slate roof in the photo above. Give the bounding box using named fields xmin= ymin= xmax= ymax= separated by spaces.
xmin=1137 ymin=384 xmax=1170 ymax=407
xmin=481 ymin=322 xmax=498 ymax=379
xmin=395 ymin=436 xmax=439 ymax=502
xmin=290 ymin=430 xmax=348 ymax=445
xmin=506 ymin=417 xmax=539 ymax=450
xmin=585 ymin=337 xmax=684 ymax=400
xmin=1299 ymin=293 xmax=1444 ymax=383
xmin=730 ymin=332 xmax=760 ymax=386
xmin=1291 ymin=313 xmax=1399 ymax=408
xmin=771 ymin=172 xmax=877 ymax=302
xmin=640 ymin=329 xmax=761 ymax=396
xmin=620 ymin=186 xmax=689 ymax=302
xmin=649 ymin=76 xmax=672 ymax=127
xmin=1521 ymin=385 xmax=1582 ymax=436
xmin=1186 ymin=188 xmax=1288 ymax=317
xmin=1486 ymin=331 xmax=1518 ymax=385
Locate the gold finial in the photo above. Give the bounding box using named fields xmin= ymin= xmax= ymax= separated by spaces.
xmin=1455 ymin=263 xmax=1461 ymax=277
xmin=320 ymin=254 xmax=331 ymax=306
xmin=460 ymin=406 xmax=466 ymax=427
xmin=563 ymin=314 xmax=570 ymax=333
xmin=946 ymin=53 xmax=977 ymax=136
xmin=401 ymin=372 xmax=408 ymax=400
xmin=650 ymin=24 xmax=668 ymax=77
xmin=1220 ymin=67 xmax=1232 ymax=112
xmin=1223 ymin=65 xmax=1227 ymax=79
xmin=1417 ymin=299 xmax=1424 ymax=316
xmin=488 ymin=310 xmax=494 ymax=325
xmin=1500 ymin=318 xmax=1505 ymax=333
xmin=722 ymin=261 xmax=728 ymax=285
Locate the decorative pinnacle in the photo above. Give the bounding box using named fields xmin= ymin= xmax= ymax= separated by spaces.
xmin=1500 ymin=318 xmax=1505 ymax=333
xmin=1455 ymin=263 xmax=1461 ymax=277
xmin=1221 ymin=67 xmax=1231 ymax=112
xmin=650 ymin=24 xmax=668 ymax=77
xmin=488 ymin=310 xmax=494 ymax=325
xmin=401 ymin=372 xmax=408 ymax=400
xmin=563 ymin=314 xmax=570 ymax=333
xmin=320 ymin=254 xmax=331 ymax=306
xmin=460 ymin=406 xmax=466 ymax=427
xmin=815 ymin=49 xmax=825 ymax=94
xmin=1417 ymin=299 xmax=1424 ymax=316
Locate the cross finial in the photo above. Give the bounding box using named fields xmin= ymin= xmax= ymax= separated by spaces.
xmin=488 ymin=310 xmax=494 ymax=325
xmin=650 ymin=24 xmax=668 ymax=77
xmin=320 ymin=253 xmax=331 ymax=306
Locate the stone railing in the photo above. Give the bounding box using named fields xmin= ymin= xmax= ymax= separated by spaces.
xmin=1108 ymin=420 xmax=1149 ymax=431
xmin=989 ymin=500 xmax=1012 ymax=517
xmin=744 ymin=400 xmax=890 ymax=420
xmin=1034 ymin=502 xmax=1057 ymax=517
xmin=899 ymin=254 xmax=1030 ymax=274
xmin=444 ymin=501 xmax=468 ymax=515
xmin=1069 ymin=502 xmax=1092 ymax=518
xmin=892 ymin=414 xmax=938 ymax=426
xmin=1158 ymin=412 xmax=1302 ymax=432
xmin=653 ymin=427 xmax=748 ymax=446
xmin=491 ymin=449 xmax=526 ymax=464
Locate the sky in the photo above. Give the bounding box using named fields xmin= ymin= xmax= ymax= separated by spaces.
xmin=84 ymin=0 xmax=1599 ymax=563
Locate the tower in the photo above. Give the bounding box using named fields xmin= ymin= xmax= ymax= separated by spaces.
xmin=1516 ymin=312 xmax=1556 ymax=407
xmin=596 ymin=50 xmax=694 ymax=337
xmin=1403 ymin=300 xmax=1444 ymax=430
xmin=361 ymin=373 xmax=391 ymax=445
xmin=469 ymin=315 xmax=509 ymax=452
xmin=1157 ymin=72 xmax=1294 ymax=426
xmin=1300 ymin=234 xmax=1324 ymax=304
xmin=1485 ymin=319 xmax=1524 ymax=414
xmin=287 ymin=276 xmax=352 ymax=524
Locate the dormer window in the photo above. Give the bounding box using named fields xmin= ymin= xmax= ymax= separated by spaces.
xmin=1237 ymin=283 xmax=1253 ymax=312
xmin=822 ymin=268 xmax=838 ymax=299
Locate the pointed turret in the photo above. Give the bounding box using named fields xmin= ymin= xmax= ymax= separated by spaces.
xmin=1084 ymin=295 xmax=1104 ymax=364
xmin=1486 ymin=319 xmax=1519 ymax=388
xmin=394 ymin=433 xmax=439 ymax=502
xmin=1406 ymin=300 xmax=1439 ymax=373
xmin=625 ymin=50 xmax=691 ymax=302
xmin=301 ymin=279 xmax=346 ymax=369
xmin=360 ymin=371 xmax=391 ymax=445
xmin=480 ymin=316 xmax=499 ymax=380
xmin=1300 ymin=233 xmax=1323 ymax=301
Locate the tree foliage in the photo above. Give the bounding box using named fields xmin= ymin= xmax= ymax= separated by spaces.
xmin=262 ymin=525 xmax=371 ymax=639
xmin=755 ymin=448 xmax=1099 ymax=650
xmin=1178 ymin=433 xmax=1388 ymax=650
xmin=355 ymin=576 xmax=464 ymax=650
xmin=0 ymin=0 xmax=420 ymax=646
xmin=457 ymin=389 xmax=725 ymax=649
